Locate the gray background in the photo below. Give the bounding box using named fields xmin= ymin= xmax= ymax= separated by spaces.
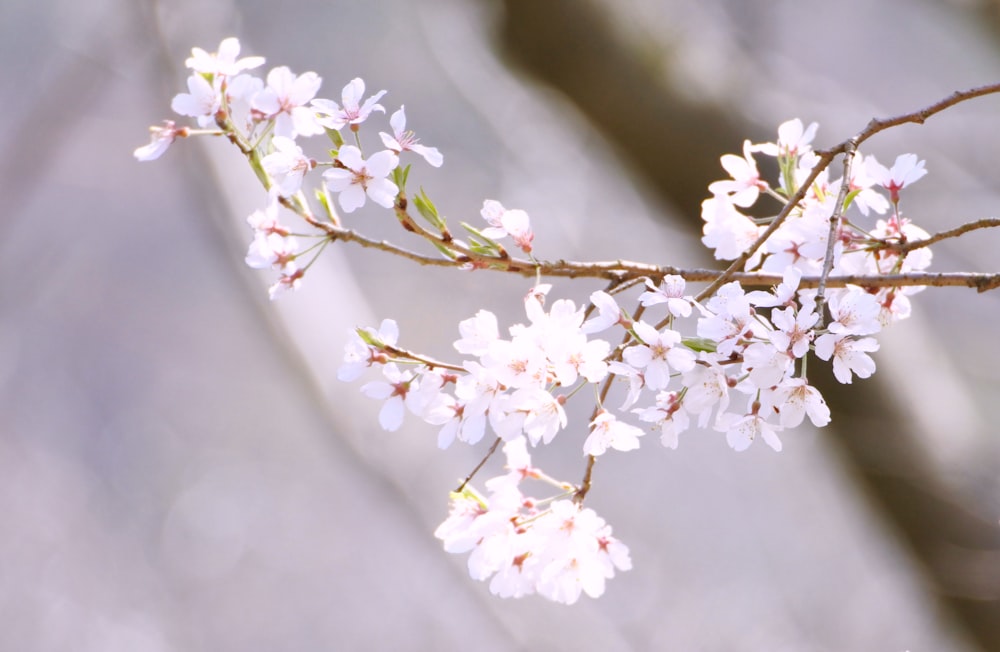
xmin=3 ymin=0 xmax=1000 ymax=649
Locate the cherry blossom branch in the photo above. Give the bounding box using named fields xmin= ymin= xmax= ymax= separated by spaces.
xmin=876 ymin=217 xmax=1000 ymax=255
xmin=283 ymin=198 xmax=1000 ymax=291
xmin=818 ymin=82 xmax=1000 ymax=156
xmin=816 ymin=140 xmax=858 ymax=320
xmin=694 ymin=152 xmax=837 ymax=302
xmin=136 ymin=39 xmax=1000 ymax=608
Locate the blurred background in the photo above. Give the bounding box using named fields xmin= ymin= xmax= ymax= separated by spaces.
xmin=3 ymin=0 xmax=1000 ymax=649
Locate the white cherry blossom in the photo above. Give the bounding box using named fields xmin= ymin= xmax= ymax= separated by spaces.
xmin=379 ymin=105 xmax=443 ymax=167
xmin=323 ymin=146 xmax=399 ymax=212
xmin=252 ymin=66 xmax=325 ymax=139
xmin=312 ymin=77 xmax=387 ymax=131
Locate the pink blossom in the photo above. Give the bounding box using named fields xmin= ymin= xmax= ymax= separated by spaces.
xmin=379 ymin=105 xmax=443 ymax=167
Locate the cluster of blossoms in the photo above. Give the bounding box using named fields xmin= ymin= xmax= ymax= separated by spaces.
xmin=138 ymin=39 xmax=939 ymax=604
xmin=434 ymin=438 xmax=630 ymax=604
xmin=135 ymin=37 xmax=442 ymax=298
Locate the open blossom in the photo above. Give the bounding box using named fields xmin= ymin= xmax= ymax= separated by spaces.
xmin=323 ymin=146 xmax=399 ymax=212
xmin=826 ymin=288 xmax=882 ymax=336
xmin=623 ymin=321 xmax=696 ymax=391
xmin=380 ymin=105 xmax=443 ymax=167
xmin=716 ymin=410 xmax=784 ymax=452
xmin=312 ymin=77 xmax=386 ymax=131
xmin=638 ymin=275 xmax=692 ymax=318
xmin=171 ymin=74 xmax=221 ymax=127
xmin=361 ymin=363 xmax=417 ymax=431
xmin=701 ymin=195 xmax=764 ymax=263
xmin=584 ymin=410 xmax=644 ymax=456
xmin=708 ymin=140 xmax=765 ymax=207
xmin=479 ymin=200 xmax=534 ymax=252
xmin=814 ymin=334 xmax=879 ymax=384
xmin=252 ymin=66 xmax=325 ymax=139
xmin=868 ymin=153 xmax=927 ymax=203
xmin=581 ymin=290 xmax=626 ymax=334
xmin=759 ymin=377 xmax=830 ymax=428
xmin=262 ymin=136 xmax=312 ymax=197
xmin=185 ymin=37 xmax=265 ymax=77
xmin=754 ymin=118 xmax=819 ymax=159
xmin=846 ymin=153 xmax=891 ymax=216
xmin=769 ymin=303 xmax=818 ymax=358
xmin=633 ymin=391 xmax=690 ymax=449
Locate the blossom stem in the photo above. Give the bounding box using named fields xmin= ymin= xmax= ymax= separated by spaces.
xmin=455 ymin=436 xmax=502 ymax=493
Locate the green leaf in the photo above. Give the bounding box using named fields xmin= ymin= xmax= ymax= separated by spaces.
xmin=414 ymin=189 xmax=446 ymax=230
xmin=431 ymin=241 xmax=458 ymax=260
xmin=356 ymin=326 xmax=382 ymax=347
xmin=682 ymin=337 xmax=717 ymax=353
xmin=842 ymin=187 xmax=862 ymax=211
xmin=325 ymin=128 xmax=344 ymax=149
xmin=392 ymin=165 xmax=411 ymax=192
xmin=315 ymin=188 xmax=335 ymax=222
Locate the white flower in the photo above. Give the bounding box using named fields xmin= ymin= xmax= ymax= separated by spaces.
xmin=171 ymin=74 xmax=220 ymax=127
xmin=708 ymin=140 xmax=765 ymax=207
xmin=679 ymin=356 xmax=731 ymax=425
xmin=754 ymin=118 xmax=818 ymax=158
xmin=760 ymin=377 xmax=830 ymax=428
xmin=747 ymin=266 xmax=803 ymax=308
xmin=826 ymin=288 xmax=882 ymax=336
xmin=633 ymin=391 xmax=691 ymax=450
xmin=638 ymin=275 xmax=692 ymax=318
xmin=454 ymin=310 xmax=500 ymax=356
xmin=185 ymin=37 xmax=265 ymax=77
xmin=622 ymin=321 xmax=696 ymax=391
xmin=252 ymin=66 xmax=325 ymax=139
xmin=868 ymin=153 xmax=927 ymax=203
xmin=741 ymin=341 xmax=793 ymax=389
xmin=134 ymin=121 xmax=186 ymax=161
xmin=379 ymin=105 xmax=443 ymax=167
xmin=581 ymin=290 xmax=625 ymax=334
xmin=769 ymin=304 xmax=818 ymax=358
xmin=479 ymin=200 xmax=533 ymax=252
xmin=583 ymin=410 xmax=644 ymax=456
xmin=323 ymin=145 xmax=399 ymax=212
xmin=814 ymin=334 xmax=879 ymax=384
xmin=312 ymin=77 xmax=386 ymax=131
xmin=716 ymin=411 xmax=784 ymax=452
xmin=262 ymin=136 xmax=312 ymax=197
xmin=701 ymin=196 xmax=764 ymax=262
xmin=510 ymin=387 xmax=567 ymax=446
xmin=361 ymin=363 xmax=415 ymax=431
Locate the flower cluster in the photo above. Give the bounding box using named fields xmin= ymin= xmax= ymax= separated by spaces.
xmin=135 ymin=38 xmax=441 ymax=298
xmin=434 ymin=438 xmax=631 ymax=603
xmin=137 ymin=38 xmax=949 ymax=606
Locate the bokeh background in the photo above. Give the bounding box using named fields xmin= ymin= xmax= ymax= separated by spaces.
xmin=3 ymin=0 xmax=1000 ymax=650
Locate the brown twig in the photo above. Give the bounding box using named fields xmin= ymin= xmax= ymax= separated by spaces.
xmin=815 ymin=140 xmax=858 ymax=322
xmin=455 ymin=436 xmax=503 ymax=493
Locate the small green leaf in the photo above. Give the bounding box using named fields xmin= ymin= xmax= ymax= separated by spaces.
xmin=414 ymin=189 xmax=446 ymax=230
xmin=682 ymin=337 xmax=717 ymax=353
xmin=431 ymin=241 xmax=458 ymax=260
xmin=842 ymin=187 xmax=861 ymax=211
xmin=356 ymin=326 xmax=382 ymax=347
xmin=325 ymin=128 xmax=344 ymax=149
